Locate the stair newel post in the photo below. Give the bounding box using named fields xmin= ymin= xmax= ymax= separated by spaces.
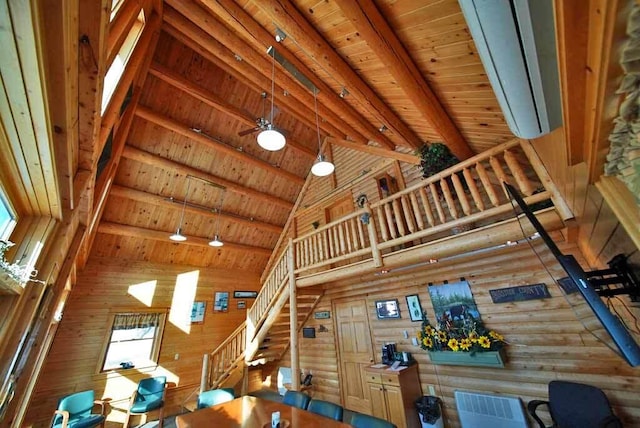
xmin=288 ymin=238 xmax=300 ymax=392
xmin=365 ymin=203 xmax=383 ymax=267
xmin=201 ymin=353 xmax=210 ymax=394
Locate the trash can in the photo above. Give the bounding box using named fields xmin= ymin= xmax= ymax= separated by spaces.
xmin=415 ymin=395 xmax=444 ymax=428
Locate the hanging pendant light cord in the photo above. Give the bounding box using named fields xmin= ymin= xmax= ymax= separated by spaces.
xmin=178 ymin=178 xmax=191 ymax=230
xmin=270 ymin=47 xmax=276 ymax=126
xmin=314 ymin=88 xmax=322 ymax=153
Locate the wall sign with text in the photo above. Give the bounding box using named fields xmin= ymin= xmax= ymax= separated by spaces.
xmin=489 ymin=283 xmax=551 ymax=303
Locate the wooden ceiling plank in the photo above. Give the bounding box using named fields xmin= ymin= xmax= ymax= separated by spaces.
xmin=336 ymin=1 xmax=472 ymax=159
xmin=194 ymin=0 xmax=398 ymax=151
xmin=122 ymin=145 xmax=295 ymax=210
xmin=135 ymin=105 xmax=305 ymax=185
xmin=77 ymin=0 xmax=110 ymax=171
xmin=148 ymin=62 xmax=317 ymax=159
xmin=326 ymin=137 xmax=420 ymax=165
xmin=255 ymin=0 xmax=423 ymax=149
xmin=162 ymin=4 xmax=366 ymax=146
xmin=98 ymin=221 xmax=273 ymax=256
xmin=109 ymin=184 xmax=284 ymax=235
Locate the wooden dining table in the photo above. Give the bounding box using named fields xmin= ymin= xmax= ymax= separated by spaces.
xmin=175 ymin=395 xmax=352 ymax=427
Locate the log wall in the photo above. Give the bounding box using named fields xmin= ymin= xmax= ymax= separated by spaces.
xmin=295 ymin=237 xmax=640 ymax=427
xmin=25 ymin=257 xmax=260 ymax=427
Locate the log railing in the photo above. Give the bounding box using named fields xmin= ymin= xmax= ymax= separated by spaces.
xmin=205 ymin=321 xmax=246 ymax=390
xmin=292 ymin=139 xmax=572 ymax=273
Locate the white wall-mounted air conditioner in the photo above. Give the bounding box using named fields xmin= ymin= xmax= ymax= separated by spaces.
xmin=458 ymin=0 xmax=562 ymax=139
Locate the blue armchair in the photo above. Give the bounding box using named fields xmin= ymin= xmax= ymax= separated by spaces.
xmin=51 ymin=390 xmax=105 ymax=428
xmin=123 ymin=376 xmax=167 ymax=428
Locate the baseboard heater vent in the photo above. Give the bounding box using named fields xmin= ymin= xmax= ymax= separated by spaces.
xmin=454 ymin=390 xmax=527 ymax=428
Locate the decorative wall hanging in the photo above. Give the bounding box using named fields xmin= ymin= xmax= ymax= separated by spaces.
xmin=190 ymin=301 xmax=206 ymax=323
xmin=406 ymin=294 xmax=423 ymax=322
xmin=314 ymin=311 xmax=330 ymax=319
xmin=213 ymin=291 xmax=229 ymax=312
xmin=489 ymin=283 xmax=550 ymax=303
xmin=375 ymin=299 xmax=400 ymax=319
xmin=233 ymin=290 xmax=258 ymax=298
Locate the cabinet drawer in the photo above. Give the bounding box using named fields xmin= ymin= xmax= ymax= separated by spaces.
xmin=365 ymin=373 xmax=382 ymax=383
xmin=381 ymin=374 xmax=400 ymax=386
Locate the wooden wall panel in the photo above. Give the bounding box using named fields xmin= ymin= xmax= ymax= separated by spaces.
xmin=294 ymin=238 xmax=640 ymax=427
xmin=26 ymin=258 xmax=260 ymax=427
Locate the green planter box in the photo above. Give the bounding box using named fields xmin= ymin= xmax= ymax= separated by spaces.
xmin=428 ymin=348 xmax=506 ymax=368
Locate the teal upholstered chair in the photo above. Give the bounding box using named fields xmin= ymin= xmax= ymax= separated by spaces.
xmin=282 ymin=390 xmax=311 ymax=410
xmin=123 ymin=376 xmax=167 ymax=428
xmin=196 ymin=388 xmax=235 ymax=409
xmin=307 ymin=399 xmax=343 ymax=421
xmin=351 ymin=412 xmax=397 ymax=428
xmin=51 ymin=390 xmax=105 ymax=428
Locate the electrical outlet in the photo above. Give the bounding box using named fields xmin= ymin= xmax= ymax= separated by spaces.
xmin=411 ymin=337 xmax=419 ymax=346
xmin=429 ymin=385 xmax=436 ymax=396
xmin=403 ymin=330 xmax=409 ymax=339
xmin=174 ymin=353 xmax=179 ymax=360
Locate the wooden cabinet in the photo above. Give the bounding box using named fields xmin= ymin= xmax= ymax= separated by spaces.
xmin=363 ymin=364 xmax=422 ymax=428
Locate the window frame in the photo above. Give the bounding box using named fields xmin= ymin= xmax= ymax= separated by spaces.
xmin=97 ymin=309 xmax=167 ymax=373
xmin=0 ymin=189 xmax=17 ymax=241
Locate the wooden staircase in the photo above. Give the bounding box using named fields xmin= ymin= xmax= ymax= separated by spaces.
xmin=199 ymin=138 xmax=574 ymax=394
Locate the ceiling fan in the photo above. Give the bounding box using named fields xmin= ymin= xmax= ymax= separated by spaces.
xmin=238 ymin=92 xmax=285 ymax=137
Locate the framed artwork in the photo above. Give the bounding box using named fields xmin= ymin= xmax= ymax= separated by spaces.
xmin=405 ymin=295 xmax=423 ymax=322
xmin=237 ymin=300 xmax=246 ymax=309
xmin=233 ymin=290 xmax=258 ymax=299
xmin=213 ymin=292 xmax=229 ymax=312
xmin=191 ymin=301 xmax=206 ymax=323
xmin=428 ymin=280 xmax=480 ymax=324
xmin=375 ymin=299 xmax=400 ymax=319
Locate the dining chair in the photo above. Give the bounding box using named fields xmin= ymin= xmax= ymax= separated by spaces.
xmin=307 ymin=399 xmax=343 ymax=421
xmin=527 ymin=380 xmax=622 ymax=428
xmin=282 ymin=390 xmax=311 ymax=410
xmin=197 ymin=388 xmax=235 ymax=409
xmin=51 ymin=390 xmax=106 ymax=428
xmin=123 ymin=376 xmax=167 ymax=428
xmin=350 ymin=412 xmax=396 ymax=428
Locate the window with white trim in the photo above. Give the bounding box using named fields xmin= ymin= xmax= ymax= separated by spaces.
xmin=0 ymin=192 xmax=16 ymax=241
xmin=101 ymin=311 xmax=166 ymax=371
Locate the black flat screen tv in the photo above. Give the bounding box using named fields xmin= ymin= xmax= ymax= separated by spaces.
xmin=504 ymin=182 xmax=640 ymax=367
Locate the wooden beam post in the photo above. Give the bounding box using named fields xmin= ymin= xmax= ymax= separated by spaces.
xmin=288 ymin=239 xmax=299 ymax=392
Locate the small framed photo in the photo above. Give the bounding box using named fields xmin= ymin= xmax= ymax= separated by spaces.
xmin=213 ymin=291 xmax=229 ymax=312
xmin=237 ymin=300 xmax=246 ymax=309
xmin=406 ymin=295 xmax=423 ymax=322
xmin=191 ymin=301 xmax=206 ymax=323
xmin=233 ymin=290 xmax=258 ymax=299
xmin=375 ymin=299 xmax=400 ymax=319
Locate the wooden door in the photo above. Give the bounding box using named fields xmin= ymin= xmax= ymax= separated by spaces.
xmin=335 ymin=299 xmax=375 ymax=414
xmin=367 ymin=382 xmax=388 ymax=420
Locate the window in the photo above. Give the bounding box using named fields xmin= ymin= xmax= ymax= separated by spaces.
xmin=0 ymin=191 xmax=16 ymax=240
xmin=100 ymin=311 xmax=166 ymax=371
xmin=101 ymin=10 xmax=145 ymax=114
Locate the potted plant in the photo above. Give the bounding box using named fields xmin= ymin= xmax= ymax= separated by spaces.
xmin=417 ymin=142 xmax=459 ymax=179
xmin=417 ymin=314 xmax=507 ymax=368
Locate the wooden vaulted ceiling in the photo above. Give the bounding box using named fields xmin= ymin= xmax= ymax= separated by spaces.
xmin=95 ymin=0 xmax=514 ymax=273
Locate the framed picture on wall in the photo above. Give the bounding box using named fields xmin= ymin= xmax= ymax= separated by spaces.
xmin=375 ymin=299 xmax=400 ymax=319
xmin=213 ymin=292 xmax=229 ymax=312
xmin=406 ymin=295 xmax=423 ymax=322
xmin=191 ymin=301 xmax=206 ymax=323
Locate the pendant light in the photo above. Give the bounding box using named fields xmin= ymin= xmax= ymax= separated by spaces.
xmin=257 ymin=46 xmax=286 ymax=151
xmin=170 ymin=178 xmax=191 ymax=242
xmin=310 ymin=87 xmax=335 ymax=176
xmin=208 ymin=190 xmax=225 ymax=247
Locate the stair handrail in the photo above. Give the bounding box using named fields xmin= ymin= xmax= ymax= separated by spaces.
xmin=206 ymin=321 xmax=246 ymax=389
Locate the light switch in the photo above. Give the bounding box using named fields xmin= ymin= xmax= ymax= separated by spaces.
xmin=403 ymin=330 xmax=409 ymax=339
xmin=174 ymin=353 xmax=179 ymax=360
xmin=411 ymin=337 xmax=419 ymax=346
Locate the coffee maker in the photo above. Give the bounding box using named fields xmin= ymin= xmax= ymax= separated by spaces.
xmin=381 ymin=343 xmax=396 ymax=365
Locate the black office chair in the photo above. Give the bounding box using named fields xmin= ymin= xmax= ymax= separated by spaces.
xmin=527 ymin=380 xmax=622 ymax=428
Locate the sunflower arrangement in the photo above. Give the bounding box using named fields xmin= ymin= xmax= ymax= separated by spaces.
xmin=417 ymin=314 xmax=506 ymax=354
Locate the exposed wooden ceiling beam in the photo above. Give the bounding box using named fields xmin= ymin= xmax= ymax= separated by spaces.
xmin=325 ymin=137 xmax=420 ymax=165
xmin=193 ymin=0 xmax=398 ymax=151
xmin=121 ymin=146 xmax=295 ymax=210
xmin=336 ymin=1 xmax=473 ymax=160
xmin=109 ymin=184 xmax=284 ymax=235
xmin=98 ymin=221 xmax=273 ymax=256
xmin=77 ymin=0 xmax=109 ymax=170
xmin=162 ymin=4 xmax=377 ymax=148
xmin=135 ymin=105 xmax=305 ymax=185
xmin=254 ymin=0 xmax=423 ymax=149
xmin=107 ymin=0 xmax=140 ymax=66
xmin=148 ymin=63 xmax=317 ymax=159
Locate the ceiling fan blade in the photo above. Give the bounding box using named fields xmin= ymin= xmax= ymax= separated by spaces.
xmin=238 ymin=126 xmax=260 ymax=137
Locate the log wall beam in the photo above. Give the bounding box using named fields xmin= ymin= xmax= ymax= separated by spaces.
xmin=326 ymin=137 xmax=420 ymax=165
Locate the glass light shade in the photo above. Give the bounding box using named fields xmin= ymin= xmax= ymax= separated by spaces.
xmin=311 ymin=155 xmax=335 ymax=177
xmin=209 ymin=235 xmax=224 ymax=247
xmin=169 ymin=228 xmax=187 ymax=242
xmin=257 ymin=126 xmax=286 ymax=151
